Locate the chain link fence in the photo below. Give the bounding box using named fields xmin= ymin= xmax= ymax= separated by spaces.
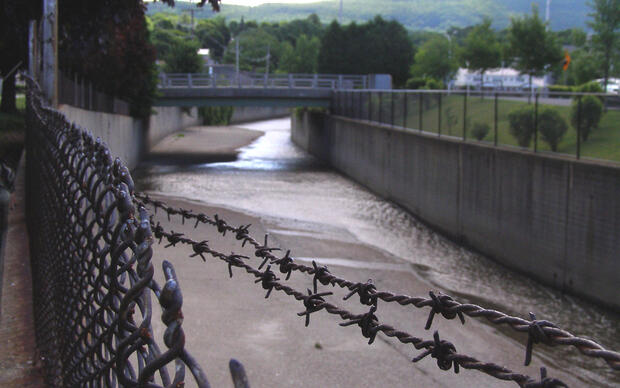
xmin=24 ymin=76 xmax=219 ymax=387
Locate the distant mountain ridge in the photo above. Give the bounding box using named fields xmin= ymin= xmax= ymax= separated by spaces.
xmin=146 ymin=0 xmax=591 ymax=31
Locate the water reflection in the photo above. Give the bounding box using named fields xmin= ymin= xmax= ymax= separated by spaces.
xmin=135 ymin=117 xmax=619 ymax=386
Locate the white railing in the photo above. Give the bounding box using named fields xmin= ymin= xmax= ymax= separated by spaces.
xmin=158 ymin=73 xmax=368 ymax=90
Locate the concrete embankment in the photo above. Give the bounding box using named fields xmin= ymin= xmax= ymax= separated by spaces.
xmin=58 ymin=105 xmax=290 ymax=169
xmin=292 ymin=111 xmax=620 ymax=311
xmin=59 ymin=105 xmax=202 ymax=169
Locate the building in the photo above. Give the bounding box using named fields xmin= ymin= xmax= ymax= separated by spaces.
xmin=451 ymin=68 xmax=547 ymax=91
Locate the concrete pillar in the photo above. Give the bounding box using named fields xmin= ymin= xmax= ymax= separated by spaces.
xmin=42 ymin=0 xmax=58 ymax=106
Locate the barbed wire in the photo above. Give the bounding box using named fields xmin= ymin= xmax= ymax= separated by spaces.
xmin=136 ymin=193 xmax=620 ymax=375
xmin=144 ymin=209 xmax=567 ymax=387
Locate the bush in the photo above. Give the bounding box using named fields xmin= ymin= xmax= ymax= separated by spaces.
xmin=471 ymin=121 xmax=490 ymax=140
xmin=537 ymin=108 xmax=568 ymax=151
xmin=508 ymin=105 xmax=535 ymax=147
xmin=198 ymin=106 xmax=233 ymax=125
xmin=405 ymin=77 xmax=426 ymax=90
xmin=570 ymin=95 xmax=603 ymax=142
xmin=548 ymin=85 xmax=575 ymax=93
xmin=575 ymin=81 xmax=604 ymax=94
xmin=423 ymin=79 xmax=445 ymax=90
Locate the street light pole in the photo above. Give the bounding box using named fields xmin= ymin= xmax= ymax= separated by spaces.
xmin=235 ymin=37 xmax=240 ymax=86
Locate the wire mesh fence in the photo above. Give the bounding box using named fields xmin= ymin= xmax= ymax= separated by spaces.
xmin=24 ymin=76 xmax=217 ymax=387
xmin=333 ymin=90 xmax=620 ymax=163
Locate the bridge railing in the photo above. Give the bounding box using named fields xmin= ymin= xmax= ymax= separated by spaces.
xmin=333 ymin=88 xmax=620 ymax=164
xmin=158 ymin=72 xmax=368 ymax=89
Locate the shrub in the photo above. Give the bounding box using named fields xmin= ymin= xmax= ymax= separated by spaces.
xmin=537 ymin=108 xmax=568 ymax=151
xmin=570 ymin=95 xmax=603 ymax=141
xmin=198 ymin=106 xmax=233 ymax=125
xmin=575 ymin=81 xmax=604 ymax=94
xmin=471 ymin=121 xmax=490 ymax=140
xmin=423 ymin=78 xmax=445 ymax=90
xmin=405 ymin=77 xmax=426 ymax=90
xmin=548 ymin=85 xmax=575 ymax=93
xmin=508 ymin=105 xmax=535 ymax=147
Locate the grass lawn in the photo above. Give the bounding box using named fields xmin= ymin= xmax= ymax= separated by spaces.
xmin=366 ymin=93 xmax=620 ymax=163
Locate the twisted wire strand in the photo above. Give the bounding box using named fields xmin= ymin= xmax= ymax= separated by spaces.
xmin=149 ymin=221 xmax=562 ymax=387
xmin=136 ymin=193 xmax=620 ymax=372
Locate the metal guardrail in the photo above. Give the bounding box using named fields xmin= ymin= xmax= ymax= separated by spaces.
xmin=58 ymin=72 xmax=130 ymax=115
xmin=333 ymin=89 xmax=620 ymax=163
xmin=24 ymin=76 xmax=251 ymax=387
xmin=159 ymin=72 xmax=369 ymax=90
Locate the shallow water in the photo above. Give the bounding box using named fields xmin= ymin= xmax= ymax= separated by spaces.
xmin=135 ymin=117 xmax=619 ymax=386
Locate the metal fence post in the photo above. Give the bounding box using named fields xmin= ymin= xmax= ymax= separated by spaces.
xmin=494 ymin=92 xmax=498 ymax=147
xmin=368 ymin=91 xmax=372 ymax=121
xmin=379 ymin=92 xmax=383 ymax=124
xmin=534 ymin=93 xmax=539 ymax=152
xmin=463 ymin=93 xmax=468 ymax=141
xmin=403 ymin=92 xmax=408 ymax=129
xmin=358 ymin=91 xmax=362 ymax=120
xmin=418 ymin=93 xmax=423 ymax=132
xmin=438 ymin=93 xmax=442 ymax=137
xmin=577 ymin=96 xmax=582 ymax=159
xmin=391 ymin=92 xmax=395 ymax=127
xmin=188 ymin=73 xmax=193 ymax=88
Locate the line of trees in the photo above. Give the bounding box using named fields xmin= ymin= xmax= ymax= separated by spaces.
xmin=1 ymin=0 xmax=618 ymax=118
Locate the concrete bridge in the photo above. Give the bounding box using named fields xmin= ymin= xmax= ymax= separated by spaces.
xmin=154 ymin=72 xmax=389 ymax=107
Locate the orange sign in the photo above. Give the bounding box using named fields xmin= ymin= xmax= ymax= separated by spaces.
xmin=563 ymin=51 xmax=571 ymax=71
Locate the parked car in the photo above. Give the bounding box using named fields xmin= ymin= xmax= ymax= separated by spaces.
xmin=594 ymin=78 xmax=620 ymax=94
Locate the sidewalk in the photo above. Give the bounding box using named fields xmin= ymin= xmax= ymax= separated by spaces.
xmin=0 ymin=156 xmax=45 ymax=387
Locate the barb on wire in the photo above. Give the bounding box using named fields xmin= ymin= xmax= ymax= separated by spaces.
xmin=149 ymin=223 xmax=560 ymax=387
xmin=136 ymin=193 xmax=620 ymax=373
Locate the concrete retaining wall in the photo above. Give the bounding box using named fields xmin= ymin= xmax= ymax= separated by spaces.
xmin=230 ymin=106 xmax=290 ymax=124
xmin=292 ymin=111 xmax=620 ymax=311
xmin=59 ymin=105 xmax=200 ymax=169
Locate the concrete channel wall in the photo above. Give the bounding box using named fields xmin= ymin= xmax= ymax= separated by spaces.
xmin=230 ymin=106 xmax=290 ymax=124
xmin=59 ymin=105 xmax=201 ymax=169
xmin=292 ymin=111 xmax=620 ymax=311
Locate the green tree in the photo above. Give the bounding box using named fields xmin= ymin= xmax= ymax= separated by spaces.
xmin=163 ymin=41 xmax=203 ymax=73
xmin=279 ymin=34 xmax=320 ymax=73
xmin=588 ymin=0 xmax=620 ymax=92
xmin=571 ymin=95 xmax=604 ymax=141
xmin=223 ymin=28 xmax=281 ymax=73
xmin=410 ymin=36 xmax=457 ymax=83
xmin=507 ymin=6 xmax=563 ymax=92
xmin=461 ymin=18 xmax=501 ymax=92
xmin=508 ymin=105 xmax=535 ymax=147
xmin=318 ymin=17 xmax=414 ymax=86
xmin=538 ymin=108 xmax=568 ymax=151
xmin=195 ymin=17 xmax=231 ymax=61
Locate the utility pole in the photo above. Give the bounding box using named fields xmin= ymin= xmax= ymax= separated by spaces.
xmin=235 ymin=37 xmax=240 ymax=86
xmin=42 ymin=0 xmax=58 ymax=106
xmin=338 ymin=0 xmax=343 ymax=23
xmin=265 ymin=45 xmax=270 ymax=77
xmin=545 ymin=0 xmax=551 ymax=24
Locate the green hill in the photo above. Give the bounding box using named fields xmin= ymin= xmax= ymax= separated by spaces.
xmin=146 ymin=0 xmax=591 ymax=31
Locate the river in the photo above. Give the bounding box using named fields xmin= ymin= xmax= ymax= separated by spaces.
xmin=135 ymin=117 xmax=619 ymax=386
